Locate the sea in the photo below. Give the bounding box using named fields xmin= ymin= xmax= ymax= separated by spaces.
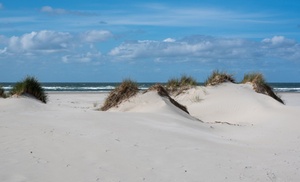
xmin=1 ymin=82 xmax=300 ymax=93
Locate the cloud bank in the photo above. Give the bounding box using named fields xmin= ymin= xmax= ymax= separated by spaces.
xmin=80 ymin=30 xmax=113 ymax=43
xmin=109 ymin=35 xmax=300 ymax=62
xmin=8 ymin=30 xmax=72 ymax=53
xmin=1 ymin=30 xmax=299 ymax=65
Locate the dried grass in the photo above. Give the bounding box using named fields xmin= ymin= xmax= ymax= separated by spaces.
xmin=166 ymin=75 xmax=197 ymax=95
xmin=0 ymin=85 xmax=6 ymax=98
xmin=242 ymin=73 xmax=284 ymax=104
xmin=10 ymin=76 xmax=47 ymax=103
xmin=204 ymin=70 xmax=235 ymax=86
xmin=101 ymin=79 xmax=139 ymax=111
xmin=147 ymin=84 xmax=189 ymax=114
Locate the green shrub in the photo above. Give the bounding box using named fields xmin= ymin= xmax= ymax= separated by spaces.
xmin=204 ymin=70 xmax=235 ymax=86
xmin=101 ymin=79 xmax=139 ymax=111
xmin=242 ymin=73 xmax=284 ymax=104
xmin=11 ymin=76 xmax=47 ymax=103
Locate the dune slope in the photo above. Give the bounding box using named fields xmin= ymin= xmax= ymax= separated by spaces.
xmin=0 ymin=86 xmax=300 ymax=181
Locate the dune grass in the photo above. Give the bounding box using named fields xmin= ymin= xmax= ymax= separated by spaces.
xmin=0 ymin=85 xmax=6 ymax=98
xmin=204 ymin=70 xmax=235 ymax=86
xmin=101 ymin=79 xmax=139 ymax=111
xmin=242 ymin=72 xmax=265 ymax=84
xmin=242 ymin=73 xmax=284 ymax=104
xmin=147 ymin=84 xmax=189 ymax=114
xmin=10 ymin=76 xmax=48 ymax=103
xmin=166 ymin=75 xmax=197 ymax=94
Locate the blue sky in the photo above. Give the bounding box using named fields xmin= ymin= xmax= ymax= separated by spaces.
xmin=0 ymin=0 xmax=299 ymax=82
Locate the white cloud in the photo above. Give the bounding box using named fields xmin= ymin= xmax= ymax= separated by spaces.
xmin=262 ymin=36 xmax=296 ymax=46
xmin=163 ymin=38 xmax=176 ymax=43
xmin=40 ymin=6 xmax=96 ymax=16
xmin=1 ymin=30 xmax=112 ymax=63
xmin=61 ymin=51 xmax=102 ymax=63
xmin=8 ymin=30 xmax=72 ymax=52
xmin=109 ymin=36 xmax=248 ymax=60
xmin=41 ymin=6 xmax=67 ymax=14
xmin=0 ymin=47 xmax=7 ymax=54
xmin=109 ymin=35 xmax=300 ymax=62
xmin=81 ymin=30 xmax=113 ymax=43
xmin=2 ymin=30 xmax=299 ymax=65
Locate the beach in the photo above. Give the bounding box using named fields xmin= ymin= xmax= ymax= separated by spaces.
xmin=1 ymin=83 xmax=300 ymax=181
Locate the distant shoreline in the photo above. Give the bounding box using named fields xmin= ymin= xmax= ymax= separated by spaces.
xmin=1 ymin=82 xmax=300 ymax=93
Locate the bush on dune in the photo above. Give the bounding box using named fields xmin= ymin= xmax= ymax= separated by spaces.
xmin=10 ymin=76 xmax=48 ymax=103
xmin=204 ymin=70 xmax=235 ymax=86
xmin=242 ymin=73 xmax=284 ymax=104
xmin=166 ymin=75 xmax=197 ymax=94
xmin=101 ymin=79 xmax=139 ymax=111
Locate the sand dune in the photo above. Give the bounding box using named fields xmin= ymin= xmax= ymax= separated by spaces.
xmin=1 ymin=83 xmax=300 ymax=181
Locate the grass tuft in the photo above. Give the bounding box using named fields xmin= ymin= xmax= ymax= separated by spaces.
xmin=147 ymin=84 xmax=189 ymax=114
xmin=204 ymin=70 xmax=235 ymax=86
xmin=101 ymin=79 xmax=139 ymax=111
xmin=0 ymin=85 xmax=6 ymax=98
xmin=166 ymin=75 xmax=197 ymax=95
xmin=242 ymin=72 xmax=265 ymax=84
xmin=10 ymin=76 xmax=48 ymax=103
xmin=242 ymin=73 xmax=284 ymax=104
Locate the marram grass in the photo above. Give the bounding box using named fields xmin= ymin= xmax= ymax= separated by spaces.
xmin=147 ymin=84 xmax=189 ymax=114
xmin=101 ymin=79 xmax=139 ymax=111
xmin=0 ymin=85 xmax=6 ymax=98
xmin=242 ymin=73 xmax=284 ymax=104
xmin=166 ymin=75 xmax=197 ymax=94
xmin=204 ymin=70 xmax=235 ymax=86
xmin=11 ymin=76 xmax=48 ymax=103
xmin=242 ymin=72 xmax=265 ymax=84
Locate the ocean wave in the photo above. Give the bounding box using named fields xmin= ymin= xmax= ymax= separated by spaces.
xmin=274 ymin=88 xmax=300 ymax=93
xmin=42 ymin=86 xmax=116 ymax=91
xmin=2 ymin=83 xmax=300 ymax=93
xmin=3 ymin=86 xmax=13 ymax=90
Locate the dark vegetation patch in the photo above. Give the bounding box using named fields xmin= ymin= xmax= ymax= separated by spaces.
xmin=101 ymin=79 xmax=139 ymax=111
xmin=0 ymin=85 xmax=6 ymax=98
xmin=147 ymin=84 xmax=189 ymax=114
xmin=204 ymin=70 xmax=235 ymax=86
xmin=10 ymin=76 xmax=47 ymax=103
xmin=242 ymin=73 xmax=284 ymax=104
xmin=166 ymin=75 xmax=197 ymax=95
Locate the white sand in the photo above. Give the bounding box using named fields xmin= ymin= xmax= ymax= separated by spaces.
xmin=1 ymin=83 xmax=300 ymax=182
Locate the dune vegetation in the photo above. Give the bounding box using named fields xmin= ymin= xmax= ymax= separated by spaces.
xmin=101 ymin=79 xmax=139 ymax=111
xmin=166 ymin=75 xmax=198 ymax=95
xmin=242 ymin=73 xmax=284 ymax=104
xmin=204 ymin=70 xmax=235 ymax=86
xmin=147 ymin=84 xmax=189 ymax=114
xmin=0 ymin=85 xmax=6 ymax=98
xmin=10 ymin=76 xmax=48 ymax=103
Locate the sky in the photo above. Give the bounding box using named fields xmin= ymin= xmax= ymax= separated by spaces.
xmin=0 ymin=0 xmax=299 ymax=82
